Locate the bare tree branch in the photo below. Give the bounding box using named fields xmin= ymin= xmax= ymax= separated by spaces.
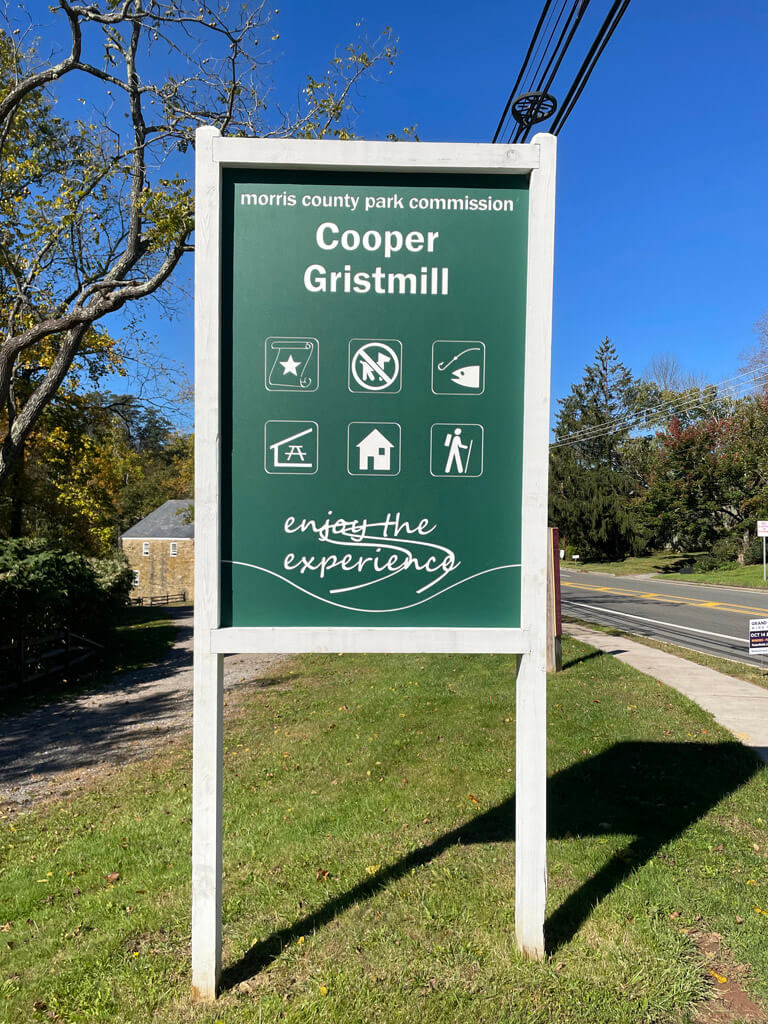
xmin=0 ymin=3 xmax=399 ymax=486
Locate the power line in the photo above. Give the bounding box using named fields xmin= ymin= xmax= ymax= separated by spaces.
xmin=550 ymin=368 xmax=768 ymax=449
xmin=549 ymin=0 xmax=630 ymax=135
xmin=551 ymin=376 xmax=768 ymax=450
xmin=526 ymin=2 xmax=568 ymax=97
xmin=556 ymin=364 xmax=768 ymax=442
xmin=510 ymin=0 xmax=590 ymax=144
xmin=555 ymin=371 xmax=761 ymax=446
xmin=550 ymin=378 xmax=768 ymax=449
xmin=493 ymin=0 xmax=558 ymax=143
xmin=493 ymin=0 xmax=631 ymax=142
xmin=494 ymin=0 xmax=577 ymax=143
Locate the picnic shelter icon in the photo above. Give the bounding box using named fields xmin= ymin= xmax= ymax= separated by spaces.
xmin=430 ymin=423 xmax=484 ymax=477
xmin=348 ymin=338 xmax=402 ymax=393
xmin=431 ymin=340 xmax=485 ymax=395
xmin=347 ymin=422 xmax=401 ymax=476
xmin=265 ymin=337 xmax=318 ymax=391
xmin=264 ymin=420 xmax=318 ymax=474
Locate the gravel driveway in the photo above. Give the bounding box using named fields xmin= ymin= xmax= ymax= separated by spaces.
xmin=0 ymin=609 xmax=291 ymax=813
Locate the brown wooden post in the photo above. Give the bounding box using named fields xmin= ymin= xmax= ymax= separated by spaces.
xmin=546 ymin=527 xmax=563 ymax=672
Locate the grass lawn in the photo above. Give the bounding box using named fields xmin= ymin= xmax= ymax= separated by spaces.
xmin=565 ymin=615 xmax=768 ymax=693
xmin=565 ymin=552 xmax=699 ymax=576
xmin=662 ymin=563 xmax=768 ymax=590
xmin=566 ymin=552 xmax=768 ymax=590
xmin=108 ymin=605 xmax=181 ymax=675
xmin=1 ymin=643 xmax=767 ymax=1023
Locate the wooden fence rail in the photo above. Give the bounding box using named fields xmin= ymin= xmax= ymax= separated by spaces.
xmin=0 ymin=630 xmax=104 ymax=691
xmin=128 ymin=591 xmax=187 ymax=607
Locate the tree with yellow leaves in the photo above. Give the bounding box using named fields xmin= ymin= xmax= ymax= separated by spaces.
xmin=0 ymin=5 xmax=400 ymax=488
xmin=1 ymin=390 xmax=193 ymax=554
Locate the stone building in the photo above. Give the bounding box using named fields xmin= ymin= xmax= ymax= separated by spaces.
xmin=120 ymin=499 xmax=194 ymax=602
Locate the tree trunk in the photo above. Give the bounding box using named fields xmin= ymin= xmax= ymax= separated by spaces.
xmin=8 ymin=441 xmax=25 ymax=536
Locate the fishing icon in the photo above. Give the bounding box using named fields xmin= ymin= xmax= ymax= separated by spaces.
xmin=265 ymin=337 xmax=318 ymax=391
xmin=431 ymin=340 xmax=485 ymax=395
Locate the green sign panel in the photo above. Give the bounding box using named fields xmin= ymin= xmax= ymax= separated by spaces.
xmin=220 ymin=170 xmax=530 ymax=628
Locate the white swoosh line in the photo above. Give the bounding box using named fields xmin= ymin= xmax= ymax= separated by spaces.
xmin=315 ymin=534 xmax=459 ymax=594
xmin=225 ymin=560 xmax=521 ymax=613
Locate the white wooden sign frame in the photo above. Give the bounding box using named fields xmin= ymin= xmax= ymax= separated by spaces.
xmin=192 ymin=128 xmax=556 ymax=999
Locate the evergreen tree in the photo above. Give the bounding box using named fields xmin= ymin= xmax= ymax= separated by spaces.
xmin=549 ymin=338 xmax=645 ymax=560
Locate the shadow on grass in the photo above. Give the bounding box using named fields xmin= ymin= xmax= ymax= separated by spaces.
xmin=656 ymin=556 xmax=697 ymax=574
xmin=561 ymin=649 xmax=606 ymax=670
xmin=220 ymin=740 xmax=760 ymax=990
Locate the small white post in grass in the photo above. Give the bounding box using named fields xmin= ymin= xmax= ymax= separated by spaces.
xmin=758 ymin=522 xmax=768 ymax=582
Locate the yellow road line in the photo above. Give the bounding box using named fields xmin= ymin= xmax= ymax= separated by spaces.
xmin=561 ymin=579 xmax=768 ymax=617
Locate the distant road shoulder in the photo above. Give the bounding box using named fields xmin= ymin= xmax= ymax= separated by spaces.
xmin=560 ymin=569 xmax=768 ymax=666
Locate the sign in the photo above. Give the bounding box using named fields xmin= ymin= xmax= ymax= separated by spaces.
xmin=749 ymin=618 xmax=768 ymax=653
xmin=758 ymin=521 xmax=768 ymax=537
xmin=192 ymin=133 xmax=556 ymax=1000
xmin=220 ymin=170 xmax=531 ymax=630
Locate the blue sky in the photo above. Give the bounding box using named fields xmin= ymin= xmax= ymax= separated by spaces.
xmin=28 ymin=0 xmax=768 ymax=417
xmin=265 ymin=0 xmax=768 ymax=408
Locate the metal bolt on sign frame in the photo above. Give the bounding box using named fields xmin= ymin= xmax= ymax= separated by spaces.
xmin=192 ymin=129 xmax=557 ymax=998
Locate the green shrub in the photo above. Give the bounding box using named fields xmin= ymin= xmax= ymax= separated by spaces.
xmin=0 ymin=539 xmax=132 ymax=680
xmin=693 ymin=535 xmax=740 ymax=572
xmin=742 ymin=535 xmax=765 ymax=566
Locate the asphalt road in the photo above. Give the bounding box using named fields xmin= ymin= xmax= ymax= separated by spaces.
xmin=561 ymin=570 xmax=768 ymax=666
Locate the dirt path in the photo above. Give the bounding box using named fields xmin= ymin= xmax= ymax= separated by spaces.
xmin=0 ymin=609 xmax=291 ymax=813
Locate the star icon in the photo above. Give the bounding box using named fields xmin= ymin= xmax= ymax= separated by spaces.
xmin=280 ymin=354 xmax=300 ymax=376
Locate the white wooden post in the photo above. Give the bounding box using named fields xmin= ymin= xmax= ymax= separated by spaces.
xmin=191 ymin=651 xmax=223 ymax=998
xmin=515 ymin=132 xmax=556 ymax=959
xmin=192 ymin=125 xmax=224 ymax=1000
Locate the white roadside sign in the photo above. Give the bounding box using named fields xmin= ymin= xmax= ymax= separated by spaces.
xmin=748 ymin=618 xmax=768 ymax=654
xmin=192 ymin=130 xmax=557 ymax=999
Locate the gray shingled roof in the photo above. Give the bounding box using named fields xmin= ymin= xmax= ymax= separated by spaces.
xmin=121 ymin=499 xmax=194 ymax=539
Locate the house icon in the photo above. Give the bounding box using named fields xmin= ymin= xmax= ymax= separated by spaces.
xmin=357 ymin=428 xmax=395 ymax=471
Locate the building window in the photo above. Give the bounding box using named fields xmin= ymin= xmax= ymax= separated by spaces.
xmin=170 ymin=542 xmax=178 ymax=557
xmin=132 ymin=570 xmax=140 ymax=587
xmin=142 ymin=542 xmax=150 ymax=556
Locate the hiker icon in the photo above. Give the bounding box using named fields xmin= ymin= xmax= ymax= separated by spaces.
xmin=431 ymin=340 xmax=485 ymax=395
xmin=430 ymin=423 xmax=484 ymax=477
xmin=444 ymin=427 xmax=469 ymax=473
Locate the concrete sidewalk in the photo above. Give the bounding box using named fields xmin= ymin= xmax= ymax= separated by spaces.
xmin=565 ymin=622 xmax=768 ymax=763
